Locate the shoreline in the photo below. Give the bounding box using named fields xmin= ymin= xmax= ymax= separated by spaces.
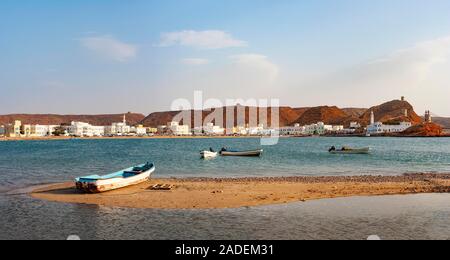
xmin=31 ymin=173 xmax=450 ymax=209
xmin=2 ymin=135 xmax=450 ymax=142
xmin=0 ymin=135 xmax=266 ymax=142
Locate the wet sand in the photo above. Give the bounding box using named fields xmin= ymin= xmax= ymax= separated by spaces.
xmin=31 ymin=174 xmax=450 ymax=209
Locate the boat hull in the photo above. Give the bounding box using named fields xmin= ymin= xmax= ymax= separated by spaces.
xmin=329 ymin=148 xmax=370 ymax=154
xmin=200 ymin=151 xmax=218 ymax=159
xmin=220 ymin=149 xmax=263 ymax=157
xmin=76 ymin=166 xmax=155 ymax=193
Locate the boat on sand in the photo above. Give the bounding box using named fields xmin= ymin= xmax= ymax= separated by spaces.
xmin=329 ymin=147 xmax=370 ymax=154
xmin=75 ymin=162 xmax=155 ymax=193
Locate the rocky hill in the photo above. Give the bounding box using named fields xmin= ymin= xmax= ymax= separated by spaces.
xmin=401 ymin=123 xmax=443 ymax=137
xmin=0 ymin=113 xmax=146 ymax=126
xmin=140 ymin=106 xmax=304 ymax=127
xmin=360 ymin=100 xmax=422 ymax=126
xmin=342 ymin=108 xmax=368 ymax=118
xmin=293 ymin=106 xmax=350 ymax=125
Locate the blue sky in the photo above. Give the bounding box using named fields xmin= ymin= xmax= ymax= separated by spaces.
xmin=1 ymin=0 xmax=450 ymax=116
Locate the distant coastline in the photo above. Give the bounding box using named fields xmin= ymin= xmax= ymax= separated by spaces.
xmin=0 ymin=135 xmax=266 ymax=142
xmin=2 ymin=134 xmax=450 ymax=142
xmin=1 ymin=98 xmax=448 ymax=140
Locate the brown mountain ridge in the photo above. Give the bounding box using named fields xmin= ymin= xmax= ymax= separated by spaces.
xmin=1 ymin=99 xmax=429 ymax=129
xmin=140 ymin=99 xmax=423 ymax=128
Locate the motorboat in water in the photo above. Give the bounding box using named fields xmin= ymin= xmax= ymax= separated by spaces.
xmin=75 ymin=162 xmax=155 ymax=193
xmin=220 ymin=148 xmax=263 ymax=157
xmin=328 ymin=147 xmax=370 ymax=154
xmin=200 ymin=150 xmax=218 ymax=159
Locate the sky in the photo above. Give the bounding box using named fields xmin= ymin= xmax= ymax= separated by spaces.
xmin=1 ymin=0 xmax=450 ymax=116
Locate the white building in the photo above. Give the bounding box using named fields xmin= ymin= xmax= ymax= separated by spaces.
xmin=280 ymin=124 xmax=306 ymax=136
xmin=350 ymin=122 xmax=361 ymax=129
xmin=68 ymin=122 xmax=104 ymax=137
xmin=5 ymin=120 xmax=22 ymax=137
xmin=367 ymin=111 xmax=412 ymax=135
xmin=280 ymin=122 xmax=344 ymax=136
xmin=134 ymin=125 xmax=147 ymax=136
xmin=233 ymin=126 xmax=248 ymax=135
xmin=168 ymin=121 xmax=191 ymax=135
xmin=331 ymin=125 xmax=344 ymax=132
xmin=259 ymin=128 xmax=277 ymax=136
xmin=105 ymin=115 xmax=131 ymax=136
xmin=304 ymin=122 xmax=327 ymax=135
xmin=248 ymin=124 xmax=265 ymax=135
xmin=157 ymin=125 xmax=168 ymax=134
xmin=203 ymin=123 xmax=225 ymax=135
xmin=0 ymin=125 xmax=5 ymax=136
xmin=31 ymin=125 xmax=60 ymax=137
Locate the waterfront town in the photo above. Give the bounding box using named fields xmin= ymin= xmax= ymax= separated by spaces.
xmin=0 ymin=109 xmax=431 ymax=139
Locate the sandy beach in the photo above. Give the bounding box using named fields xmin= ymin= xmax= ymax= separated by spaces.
xmin=31 ymin=174 xmax=450 ymax=209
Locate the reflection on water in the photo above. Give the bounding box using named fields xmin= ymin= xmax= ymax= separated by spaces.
xmin=1 ymin=193 xmax=448 ymax=240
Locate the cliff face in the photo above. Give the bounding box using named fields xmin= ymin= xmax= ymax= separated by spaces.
xmin=360 ymin=100 xmax=422 ymax=126
xmin=140 ymin=106 xmax=304 ymax=127
xmin=401 ymin=123 xmax=443 ymax=137
xmin=342 ymin=108 xmax=368 ymax=118
xmin=294 ymin=106 xmax=350 ymax=125
xmin=0 ymin=113 xmax=146 ymax=126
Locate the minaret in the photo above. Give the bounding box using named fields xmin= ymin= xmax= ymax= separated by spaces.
xmin=370 ymin=111 xmax=375 ymax=125
xmin=425 ymin=111 xmax=432 ymax=123
xmin=123 ymin=114 xmax=126 ymax=125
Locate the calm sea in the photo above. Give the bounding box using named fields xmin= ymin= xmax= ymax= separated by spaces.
xmin=0 ymin=137 xmax=449 ymax=191
xmin=0 ymin=137 xmax=449 ymax=240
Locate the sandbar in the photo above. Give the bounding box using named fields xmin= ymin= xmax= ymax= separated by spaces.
xmin=30 ymin=174 xmax=450 ymax=209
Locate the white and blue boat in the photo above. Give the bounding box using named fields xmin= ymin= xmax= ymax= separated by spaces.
xmin=75 ymin=162 xmax=155 ymax=193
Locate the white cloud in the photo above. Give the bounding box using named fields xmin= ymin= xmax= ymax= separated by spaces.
xmin=282 ymin=36 xmax=450 ymax=115
xmin=80 ymin=35 xmax=138 ymax=62
xmin=230 ymin=54 xmax=279 ymax=81
xmin=159 ymin=30 xmax=247 ymax=49
xmin=156 ymin=53 xmax=281 ymax=102
xmin=365 ymin=36 xmax=450 ymax=83
xmin=181 ymin=58 xmax=210 ymax=65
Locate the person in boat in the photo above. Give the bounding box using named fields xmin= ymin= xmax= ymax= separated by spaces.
xmin=329 ymin=146 xmax=336 ymax=152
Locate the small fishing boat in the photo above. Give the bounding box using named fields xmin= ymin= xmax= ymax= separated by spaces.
xmin=220 ymin=149 xmax=263 ymax=157
xmin=329 ymin=147 xmax=370 ymax=154
xmin=200 ymin=150 xmax=218 ymax=159
xmin=75 ymin=162 xmax=155 ymax=193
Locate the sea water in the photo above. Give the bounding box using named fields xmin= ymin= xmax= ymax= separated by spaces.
xmin=1 ymin=137 xmax=449 ymax=240
xmin=0 ymin=137 xmax=449 ymax=191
